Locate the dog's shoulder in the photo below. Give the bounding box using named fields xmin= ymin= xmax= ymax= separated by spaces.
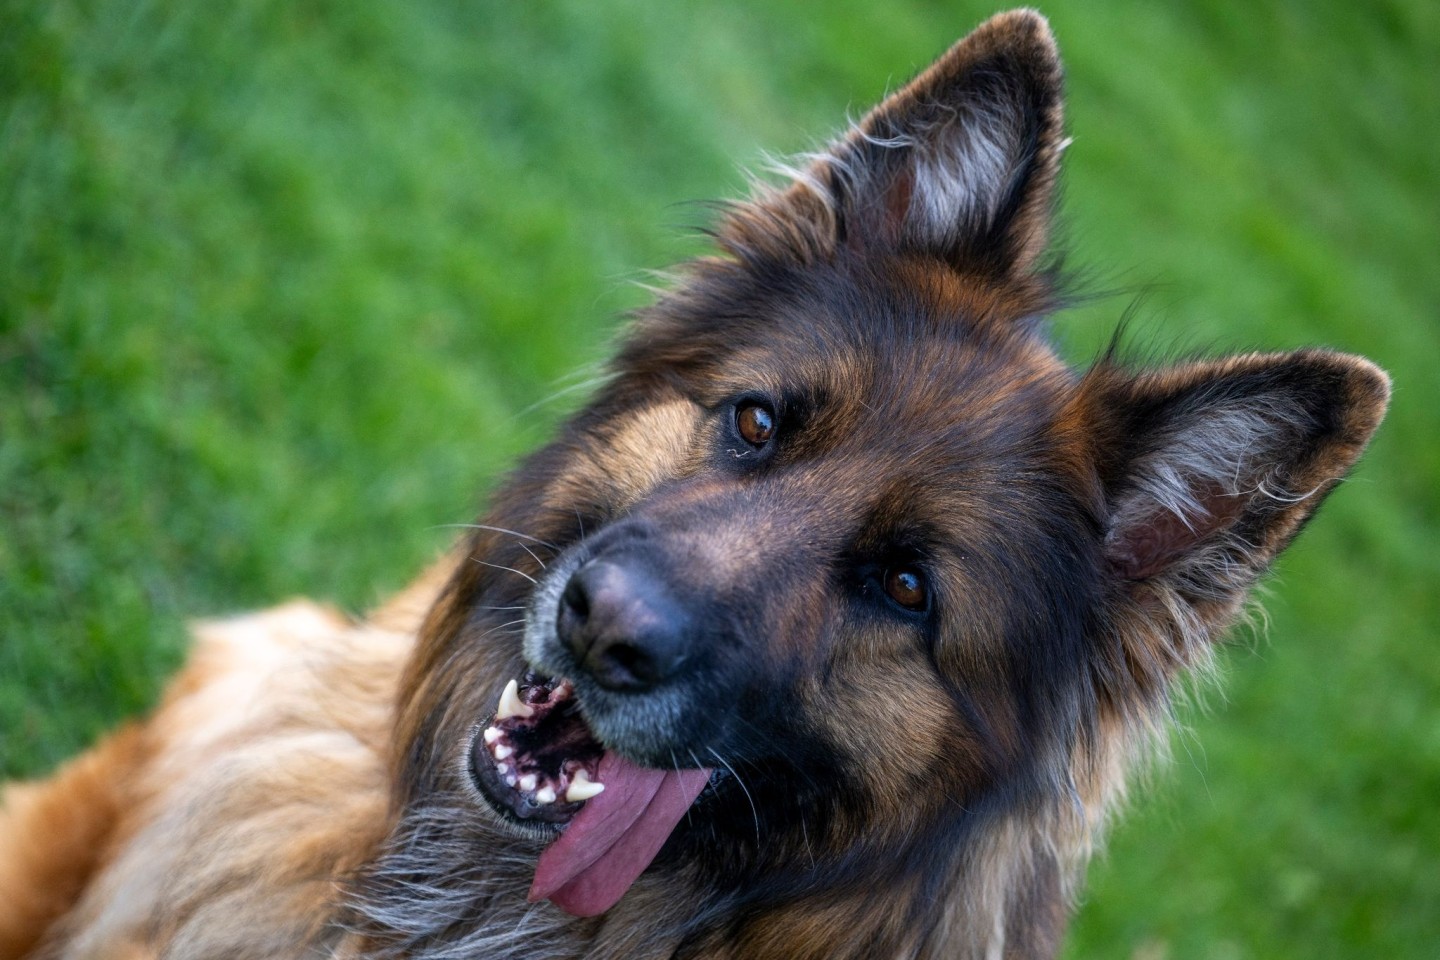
xmin=0 ymin=584 xmax=436 ymax=958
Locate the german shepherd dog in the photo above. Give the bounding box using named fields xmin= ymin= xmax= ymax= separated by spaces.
xmin=0 ymin=10 xmax=1389 ymax=959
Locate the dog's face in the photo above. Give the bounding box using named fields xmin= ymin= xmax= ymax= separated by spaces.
xmin=374 ymin=9 xmax=1387 ymax=945
xmin=515 ymin=264 xmax=1095 ymax=838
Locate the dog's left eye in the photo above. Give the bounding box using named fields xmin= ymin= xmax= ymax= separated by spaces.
xmin=735 ymin=402 xmax=776 ymax=447
xmin=884 ymin=566 xmax=929 ymax=612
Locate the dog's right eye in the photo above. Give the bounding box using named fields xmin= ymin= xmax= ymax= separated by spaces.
xmin=883 ymin=566 xmax=929 ymax=612
xmin=735 ymin=402 xmax=776 ymax=448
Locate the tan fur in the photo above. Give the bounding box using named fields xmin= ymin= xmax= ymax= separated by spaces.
xmin=1 ymin=11 xmax=1390 ymax=959
xmin=0 ymin=598 xmax=428 ymax=959
xmin=0 ymin=726 xmax=150 ymax=958
xmin=546 ymin=394 xmax=705 ymax=518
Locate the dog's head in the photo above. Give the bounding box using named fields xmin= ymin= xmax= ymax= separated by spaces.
xmin=378 ymin=8 xmax=1387 ymax=943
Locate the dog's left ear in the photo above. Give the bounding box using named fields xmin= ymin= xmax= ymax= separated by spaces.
xmin=729 ymin=10 xmax=1063 ymax=282
xmin=1077 ymin=349 xmax=1389 ymax=682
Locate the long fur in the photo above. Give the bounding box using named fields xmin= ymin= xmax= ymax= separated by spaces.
xmin=0 ymin=11 xmax=1388 ymax=960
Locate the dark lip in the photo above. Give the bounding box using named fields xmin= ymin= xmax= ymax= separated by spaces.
xmin=466 ymin=703 xmax=732 ymax=840
xmin=465 ymin=670 xmax=611 ymax=832
xmin=466 ymin=717 xmax=581 ymax=831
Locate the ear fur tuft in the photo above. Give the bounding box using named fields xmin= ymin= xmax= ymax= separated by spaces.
xmin=1082 ymin=349 xmax=1389 ymax=648
xmin=722 ymin=9 xmax=1065 ymax=283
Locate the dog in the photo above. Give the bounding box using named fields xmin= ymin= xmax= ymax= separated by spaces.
xmin=0 ymin=10 xmax=1389 ymax=959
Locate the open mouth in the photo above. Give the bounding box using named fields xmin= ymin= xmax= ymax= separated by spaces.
xmin=469 ymin=669 xmax=715 ymax=917
xmin=469 ymin=672 xmax=606 ymax=826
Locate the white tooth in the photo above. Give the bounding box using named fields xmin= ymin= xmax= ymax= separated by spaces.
xmin=519 ymin=774 xmax=537 ymax=792
xmin=535 ymin=786 xmax=556 ymax=804
xmin=505 ymin=774 xmax=518 ymax=787
xmin=482 ymin=727 xmax=502 ymax=744
xmin=497 ymin=763 xmax=510 ymax=775
xmin=493 ymin=744 xmax=513 ymax=760
xmin=496 ymin=679 xmax=534 ymax=721
xmin=565 ymin=769 xmax=605 ymax=802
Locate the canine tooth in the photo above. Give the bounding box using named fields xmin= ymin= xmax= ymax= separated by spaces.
xmin=565 ymin=769 xmax=605 ymax=802
xmin=482 ymin=727 xmax=502 ymax=744
xmin=535 ymin=786 xmax=556 ymax=804
xmin=497 ymin=679 xmax=534 ymax=720
xmin=519 ymin=774 xmax=537 ymax=792
xmin=493 ymin=744 xmax=513 ymax=760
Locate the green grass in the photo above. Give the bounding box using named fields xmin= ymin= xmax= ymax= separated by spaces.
xmin=2 ymin=0 xmax=1436 ymax=955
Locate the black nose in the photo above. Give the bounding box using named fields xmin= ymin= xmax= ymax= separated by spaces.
xmin=556 ymin=560 xmax=690 ymax=692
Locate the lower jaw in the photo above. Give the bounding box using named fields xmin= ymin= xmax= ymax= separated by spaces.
xmin=467 ymin=734 xmax=578 ymax=831
xmin=467 ymin=673 xmax=608 ymax=827
xmin=465 ymin=670 xmax=733 ymax=839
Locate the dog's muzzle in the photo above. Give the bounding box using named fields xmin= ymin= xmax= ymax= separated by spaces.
xmin=555 ymin=557 xmax=694 ymax=692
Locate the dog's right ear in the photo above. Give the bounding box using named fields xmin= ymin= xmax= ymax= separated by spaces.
xmin=1076 ymin=349 xmax=1390 ymax=696
xmin=724 ymin=9 xmax=1064 ymax=285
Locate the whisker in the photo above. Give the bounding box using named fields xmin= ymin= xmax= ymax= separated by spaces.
xmin=706 ymin=747 xmax=761 ymax=847
xmin=469 ymin=558 xmax=538 ymax=585
xmin=800 ymin=818 xmax=816 ymax=872
xmin=475 ymin=619 xmax=527 ymax=642
xmin=511 ymin=370 xmax=613 ymax=420
xmin=727 ymin=713 xmax=822 ymax=794
xmin=442 ymin=523 xmax=558 ymax=550
xmin=516 ymin=541 xmax=548 ymax=570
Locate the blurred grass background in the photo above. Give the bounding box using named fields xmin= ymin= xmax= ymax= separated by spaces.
xmin=1 ymin=0 xmax=1436 ymax=955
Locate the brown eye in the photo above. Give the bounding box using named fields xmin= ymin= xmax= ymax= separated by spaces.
xmin=884 ymin=566 xmax=928 ymax=611
xmin=736 ymin=403 xmax=775 ymax=447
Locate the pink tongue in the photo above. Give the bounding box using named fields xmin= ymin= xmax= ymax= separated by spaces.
xmin=529 ymin=751 xmax=712 ymax=916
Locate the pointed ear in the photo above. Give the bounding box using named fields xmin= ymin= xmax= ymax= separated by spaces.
xmin=725 ymin=10 xmax=1064 ymax=281
xmin=1081 ymin=349 xmax=1389 ymax=671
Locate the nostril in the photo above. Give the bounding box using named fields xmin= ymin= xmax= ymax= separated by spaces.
xmin=556 ymin=573 xmax=595 ymax=660
xmin=555 ymin=559 xmax=690 ymax=692
xmin=561 ymin=576 xmax=590 ymax=622
xmin=592 ymin=640 xmax=655 ymax=689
